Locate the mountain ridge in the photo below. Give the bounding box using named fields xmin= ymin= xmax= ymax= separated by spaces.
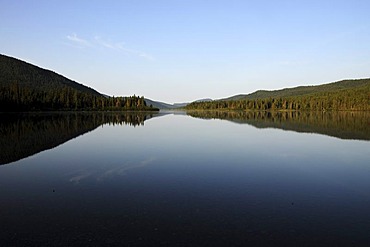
xmin=1 ymin=54 xmax=369 ymax=111
xmin=186 ymin=79 xmax=370 ymax=111
xmin=221 ymin=79 xmax=370 ymax=101
xmin=0 ymin=54 xmax=102 ymax=96
xmin=0 ymin=54 xmax=158 ymax=111
xmin=151 ymin=79 xmax=370 ymax=109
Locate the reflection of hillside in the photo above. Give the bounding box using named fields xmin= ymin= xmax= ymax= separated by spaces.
xmin=0 ymin=112 xmax=159 ymax=165
xmin=187 ymin=111 xmax=370 ymax=141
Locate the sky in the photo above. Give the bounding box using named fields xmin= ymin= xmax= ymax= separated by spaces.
xmin=1 ymin=0 xmax=370 ymax=103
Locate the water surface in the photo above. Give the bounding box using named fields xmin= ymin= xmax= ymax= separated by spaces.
xmin=0 ymin=111 xmax=369 ymax=246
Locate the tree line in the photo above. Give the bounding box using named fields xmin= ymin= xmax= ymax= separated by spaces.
xmin=0 ymin=83 xmax=158 ymax=112
xmin=186 ymin=85 xmax=369 ymax=111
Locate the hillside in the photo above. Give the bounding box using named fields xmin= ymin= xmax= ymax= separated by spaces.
xmin=144 ymin=98 xmax=178 ymax=109
xmin=144 ymin=98 xmax=213 ymax=109
xmin=0 ymin=54 xmax=158 ymax=112
xmin=0 ymin=54 xmax=101 ymax=96
xmin=187 ymin=78 xmax=370 ymax=111
xmin=223 ymin=79 xmax=370 ymax=101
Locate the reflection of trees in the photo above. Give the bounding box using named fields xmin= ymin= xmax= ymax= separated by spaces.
xmin=0 ymin=112 xmax=158 ymax=165
xmin=187 ymin=111 xmax=370 ymax=141
xmin=100 ymin=112 xmax=155 ymax=127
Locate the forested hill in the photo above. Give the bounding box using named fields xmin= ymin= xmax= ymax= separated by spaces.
xmin=187 ymin=78 xmax=370 ymax=111
xmin=223 ymin=79 xmax=370 ymax=101
xmin=0 ymin=54 xmax=101 ymax=96
xmin=0 ymin=54 xmax=158 ymax=112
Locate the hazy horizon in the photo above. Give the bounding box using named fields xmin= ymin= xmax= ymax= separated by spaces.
xmin=1 ymin=0 xmax=370 ymax=103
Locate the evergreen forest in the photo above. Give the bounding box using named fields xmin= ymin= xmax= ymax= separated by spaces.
xmin=0 ymin=54 xmax=158 ymax=112
xmin=1 ymin=54 xmax=369 ymax=112
xmin=186 ymin=79 xmax=370 ymax=111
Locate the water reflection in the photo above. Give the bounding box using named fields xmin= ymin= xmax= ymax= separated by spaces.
xmin=0 ymin=112 xmax=369 ymax=246
xmin=187 ymin=110 xmax=370 ymax=141
xmin=0 ymin=112 xmax=160 ymax=165
xmin=68 ymin=156 xmax=158 ymax=184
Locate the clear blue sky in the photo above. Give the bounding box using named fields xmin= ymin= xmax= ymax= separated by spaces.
xmin=1 ymin=0 xmax=369 ymax=103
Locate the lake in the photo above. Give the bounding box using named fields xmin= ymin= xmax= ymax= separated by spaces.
xmin=0 ymin=111 xmax=369 ymax=246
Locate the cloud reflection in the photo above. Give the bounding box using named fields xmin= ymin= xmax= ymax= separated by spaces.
xmin=68 ymin=157 xmax=157 ymax=184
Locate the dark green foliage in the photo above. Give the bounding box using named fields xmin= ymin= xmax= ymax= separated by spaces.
xmin=0 ymin=54 xmax=158 ymax=112
xmin=224 ymin=79 xmax=370 ymax=101
xmin=187 ymin=80 xmax=370 ymax=111
xmin=0 ymin=54 xmax=101 ymax=95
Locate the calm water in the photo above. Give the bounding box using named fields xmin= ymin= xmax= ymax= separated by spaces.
xmin=0 ymin=112 xmax=369 ymax=246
